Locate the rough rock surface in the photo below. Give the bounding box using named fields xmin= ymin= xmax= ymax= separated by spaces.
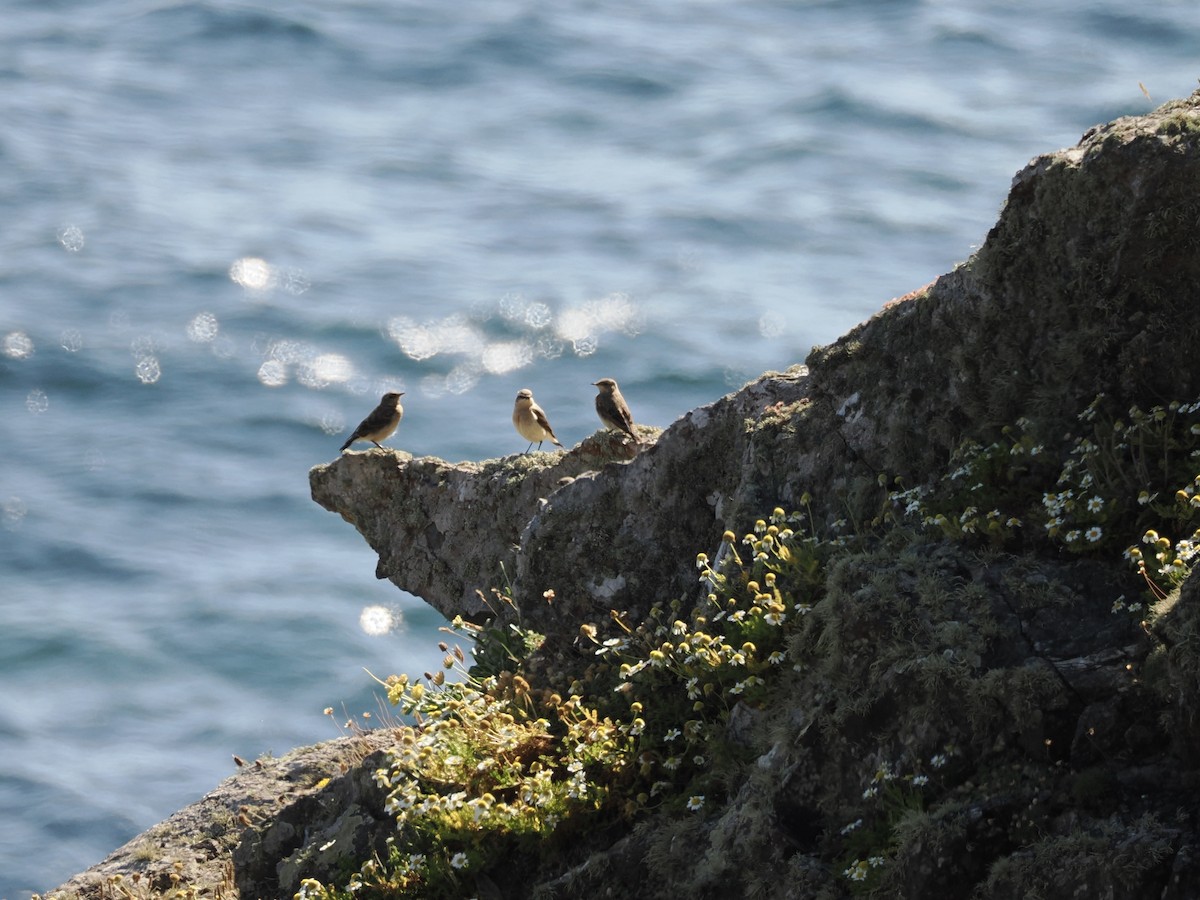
xmin=311 ymin=90 xmax=1200 ymax=653
xmin=48 ymin=91 xmax=1200 ymax=898
xmin=43 ymin=732 xmax=395 ymax=899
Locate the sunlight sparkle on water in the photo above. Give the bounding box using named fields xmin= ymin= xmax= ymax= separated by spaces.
xmin=135 ymin=357 xmax=162 ymax=384
xmin=262 ymin=338 xmax=308 ymax=364
xmin=3 ymin=332 xmax=34 ymax=359
xmin=26 ymin=390 xmax=49 ymax=414
xmin=481 ymin=340 xmax=533 ymax=374
xmin=257 ymin=359 xmax=288 ymax=387
xmin=359 ymin=605 xmax=401 ymax=636
xmin=444 ymin=365 xmax=481 ymax=395
xmin=186 ymin=312 xmax=220 ymax=343
xmin=57 ymin=225 xmax=85 ymax=252
xmin=499 ymin=293 xmax=553 ymax=330
xmin=430 ymin=317 xmax=485 ymax=354
xmin=60 ymin=329 xmax=83 ymax=352
xmin=553 ymin=293 xmax=641 ymax=353
xmin=298 ymin=353 xmax=354 ymax=389
xmin=255 ymin=338 xmax=313 ymax=387
xmin=535 ymin=336 xmax=565 ymax=360
xmin=229 ymin=257 xmax=275 ymax=291
xmin=388 ymin=315 xmax=485 ymax=362
xmin=387 ymin=318 xmax=438 ymax=361
xmin=130 ymin=335 xmax=162 ymax=384
xmin=318 ymin=411 xmax=345 ymax=435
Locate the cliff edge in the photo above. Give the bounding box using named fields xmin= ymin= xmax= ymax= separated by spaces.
xmin=47 ymin=91 xmax=1200 ymax=899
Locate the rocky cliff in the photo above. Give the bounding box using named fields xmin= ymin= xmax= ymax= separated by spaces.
xmin=46 ymin=91 xmax=1200 ymax=899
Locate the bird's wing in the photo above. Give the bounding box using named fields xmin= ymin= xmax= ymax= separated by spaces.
xmin=533 ymin=406 xmax=561 ymax=442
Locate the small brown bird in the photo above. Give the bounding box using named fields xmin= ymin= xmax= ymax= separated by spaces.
xmin=340 ymin=391 xmax=404 ymax=451
xmin=593 ymin=378 xmax=638 ymax=443
xmin=512 ymin=388 xmax=563 ymax=453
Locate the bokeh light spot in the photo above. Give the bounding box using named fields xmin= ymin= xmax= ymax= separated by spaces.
xmin=3 ymin=332 xmax=34 ymax=359
xmin=135 ymin=357 xmax=162 ymax=384
xmin=389 ymin=318 xmax=439 ymax=361
xmin=229 ymin=257 xmax=276 ymax=291
xmin=264 ymin=338 xmax=308 ymax=364
xmin=591 ymin=292 xmax=640 ymax=334
xmin=298 ymin=353 xmax=354 ymax=389
xmin=535 ymin=336 xmax=565 ymax=360
xmin=432 ymin=316 xmax=483 ymax=354
xmin=60 ymin=329 xmax=83 ymax=352
xmin=257 ymin=359 xmax=289 ymax=387
xmin=555 ymin=308 xmax=592 ymax=344
xmin=553 ymin=293 xmax=642 ymax=355
xmin=57 ymin=225 xmax=85 ymax=252
xmin=318 ymin=412 xmax=345 ymax=436
xmin=187 ymin=312 xmax=220 ymax=343
xmin=445 ymin=365 xmax=480 ymax=395
xmin=481 ymin=340 xmax=533 ymax=374
xmin=26 ymin=389 xmax=49 ymax=414
xmin=525 ymin=303 xmax=553 ymax=329
xmin=500 ymin=293 xmax=553 ymax=330
xmin=359 ymin=605 xmax=401 ymax=636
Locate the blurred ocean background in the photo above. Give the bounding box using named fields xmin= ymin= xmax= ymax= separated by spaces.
xmin=1 ymin=0 xmax=1196 ymax=894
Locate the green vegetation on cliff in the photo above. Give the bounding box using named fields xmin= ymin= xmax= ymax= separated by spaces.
xmin=294 ymin=391 xmax=1200 ymax=899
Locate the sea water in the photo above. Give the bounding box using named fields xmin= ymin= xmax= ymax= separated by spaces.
xmin=1 ymin=1 xmax=1196 ymax=894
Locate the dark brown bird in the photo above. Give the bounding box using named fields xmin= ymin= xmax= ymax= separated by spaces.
xmin=593 ymin=378 xmax=638 ymax=443
xmin=340 ymin=391 xmax=404 ymax=451
xmin=513 ymin=388 xmax=563 ymax=453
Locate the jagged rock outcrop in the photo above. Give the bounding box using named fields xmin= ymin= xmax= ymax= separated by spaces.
xmin=311 ymin=91 xmax=1200 ymax=653
xmin=48 ymin=91 xmax=1200 ymax=899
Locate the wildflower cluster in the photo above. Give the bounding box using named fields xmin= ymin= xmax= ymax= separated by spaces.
xmin=295 ymin=503 xmax=850 ymax=899
xmin=1126 ymin=473 xmax=1200 ymax=596
xmin=890 ymin=396 xmax=1200 ymax=584
xmin=299 ymin=634 xmax=638 ymax=899
xmin=838 ymin=747 xmax=957 ymax=891
xmin=565 ymin=506 xmax=834 ymax=814
xmin=893 ymin=421 xmax=1047 ymax=544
